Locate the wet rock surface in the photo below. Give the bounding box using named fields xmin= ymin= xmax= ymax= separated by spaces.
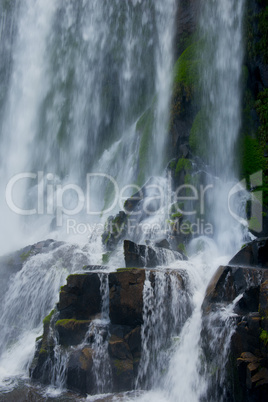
xmin=124 ymin=239 xmax=184 ymax=268
xmin=202 ymin=241 xmax=268 ymax=402
xmin=30 ymin=267 xmax=189 ymax=396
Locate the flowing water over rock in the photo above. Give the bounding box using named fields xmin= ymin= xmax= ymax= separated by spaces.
xmin=0 ymin=0 xmax=176 ymax=253
xmin=0 ymin=0 xmax=251 ymax=401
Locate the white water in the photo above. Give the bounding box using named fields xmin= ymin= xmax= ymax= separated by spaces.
xmin=199 ymin=0 xmax=246 ymax=255
xmin=0 ymin=0 xmax=247 ymax=400
xmin=0 ymin=0 xmax=175 ymax=254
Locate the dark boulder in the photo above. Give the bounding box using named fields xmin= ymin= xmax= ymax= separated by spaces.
xmin=202 ymin=256 xmax=268 ymax=402
xmin=124 ymin=239 xmax=184 ymax=268
xmin=57 ymin=273 xmax=102 ymax=320
xmin=229 ymin=238 xmax=268 ymax=268
xmin=109 ymin=268 xmax=145 ymax=326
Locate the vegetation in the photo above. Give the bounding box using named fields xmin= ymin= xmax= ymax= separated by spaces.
xmin=136 ymin=106 xmax=154 ymax=185
xmin=189 ymin=109 xmax=209 ymax=159
xmin=20 ymin=249 xmax=34 ymax=262
xmin=257 ymin=6 xmax=268 ymax=64
xmin=43 ymin=309 xmax=55 ymax=327
xmin=260 ymin=329 xmax=268 ymax=346
xmin=171 ymin=41 xmax=201 ymax=118
xmin=175 ymin=157 xmax=192 ymax=177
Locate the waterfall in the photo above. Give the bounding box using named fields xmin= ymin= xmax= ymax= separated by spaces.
xmin=0 ymin=0 xmax=249 ymax=400
xmin=0 ymin=0 xmax=175 ymax=254
xmin=199 ymin=0 xmax=246 ymax=254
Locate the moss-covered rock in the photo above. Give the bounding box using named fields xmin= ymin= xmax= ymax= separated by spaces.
xmin=55 ymin=319 xmax=92 ymax=346
xmin=57 ymin=273 xmax=102 ymax=320
xmin=189 ymin=109 xmax=209 ymax=159
xmin=135 ymin=106 xmax=154 ymax=185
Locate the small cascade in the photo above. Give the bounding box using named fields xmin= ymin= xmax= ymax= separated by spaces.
xmin=0 ymin=0 xmax=177 ymax=253
xmin=88 ymin=273 xmax=112 ymax=393
xmin=136 ymin=269 xmax=192 ymax=390
xmin=0 ymin=242 xmax=93 ymax=390
xmin=200 ymin=294 xmax=243 ymax=402
xmin=198 ymin=0 xmax=246 ymax=254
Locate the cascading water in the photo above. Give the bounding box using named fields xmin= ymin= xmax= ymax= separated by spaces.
xmin=199 ymin=0 xmax=246 ymax=255
xmin=0 ymin=0 xmax=250 ymax=400
xmin=0 ymin=0 xmax=175 ymax=254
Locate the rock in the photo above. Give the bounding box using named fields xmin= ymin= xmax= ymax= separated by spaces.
xmin=125 ymin=326 xmax=142 ymax=359
xmin=175 ymin=0 xmax=201 ymax=56
xmin=123 ymin=176 xmax=163 ymax=215
xmin=110 ymin=358 xmax=134 ymax=392
xmin=108 ymin=335 xmax=132 ymax=360
xmin=31 ymin=268 xmax=190 ymax=396
xmin=55 ymin=319 xmax=91 ymax=346
xmin=124 ymin=239 xmax=183 ymax=268
xmin=102 ymin=211 xmax=128 ymax=251
xmin=201 ymin=245 xmax=268 ymax=402
xmin=109 ymin=268 xmax=145 ymax=326
xmin=57 ymin=273 xmax=102 ymax=320
xmin=154 ymin=238 xmax=170 ymax=250
xmin=66 ymin=347 xmax=94 ymax=396
xmin=228 ymin=238 xmax=268 ymax=268
xmin=0 ymin=239 xmax=58 ymax=299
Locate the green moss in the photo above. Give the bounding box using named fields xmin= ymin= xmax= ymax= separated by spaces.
xmin=256 ymin=88 xmax=268 ymax=143
xmin=260 ymin=329 xmax=268 ymax=346
xmin=171 ymin=41 xmax=202 ymax=119
xmin=173 ymin=42 xmax=201 ymax=91
xmin=175 ymin=157 xmax=192 ymax=177
xmin=39 ymin=348 xmax=48 ymax=356
xmin=257 ymin=6 xmax=268 ymax=64
xmin=113 ymin=359 xmax=126 ymax=376
xmin=177 ymin=243 xmax=186 ymax=255
xmin=136 ymin=107 xmax=154 ymax=185
xmin=171 ymin=212 xmax=183 ymax=220
xmin=189 ymin=109 xmax=209 ymax=159
xmin=35 ymin=335 xmax=43 ymax=342
xmin=102 ymin=253 xmax=110 ymax=264
xmin=43 ymin=309 xmax=55 ymax=327
xmin=20 ymin=249 xmax=34 ymax=262
xmin=116 ymin=267 xmax=142 ymax=272
xmin=55 ymin=319 xmax=90 ymax=329
xmin=242 ymin=136 xmax=265 ymax=177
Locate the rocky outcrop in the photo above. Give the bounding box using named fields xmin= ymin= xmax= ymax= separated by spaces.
xmin=202 ymin=255 xmax=268 ymax=401
xmin=57 ymin=273 xmax=102 ymax=320
xmin=123 ymin=240 xmax=184 ymax=268
xmin=174 ymin=0 xmax=201 ymax=57
xmin=0 ymin=239 xmax=63 ymax=300
xmin=229 ymin=238 xmax=268 ymax=268
xmin=30 ymin=267 xmax=190 ymax=396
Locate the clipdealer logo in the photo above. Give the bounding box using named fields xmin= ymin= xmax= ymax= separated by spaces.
xmin=228 ymin=171 xmax=263 ymax=233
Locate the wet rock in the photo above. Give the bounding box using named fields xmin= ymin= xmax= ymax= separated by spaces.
xmin=102 ymin=211 xmax=128 ymax=251
xmin=0 ymin=239 xmax=58 ymax=299
xmin=108 ymin=335 xmax=132 ymax=360
xmin=202 ymin=249 xmax=268 ymax=402
xmin=109 ymin=268 xmax=145 ymax=326
xmin=125 ymin=326 xmax=142 ymax=359
xmin=55 ymin=319 xmax=91 ymax=346
xmin=31 ymin=267 xmax=190 ymax=396
xmin=57 ymin=273 xmax=102 ymax=320
xmin=110 ymin=358 xmax=134 ymax=392
xmin=154 ymin=238 xmax=171 ymax=250
xmin=66 ymin=347 xmax=94 ymax=396
xmin=175 ymin=0 xmax=201 ymax=56
xmin=123 ymin=176 xmax=163 ymax=215
xmin=228 ymin=238 xmax=268 ymax=268
xmin=124 ymin=239 xmax=183 ymax=268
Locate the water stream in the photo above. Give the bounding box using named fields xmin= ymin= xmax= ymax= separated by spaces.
xmin=0 ymin=0 xmax=247 ymax=400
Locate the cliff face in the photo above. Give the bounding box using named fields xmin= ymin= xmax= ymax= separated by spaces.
xmin=169 ymin=0 xmax=268 ymax=231
xmin=30 ymin=267 xmax=191 ymax=395
xmin=202 ymin=239 xmax=268 ymax=402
